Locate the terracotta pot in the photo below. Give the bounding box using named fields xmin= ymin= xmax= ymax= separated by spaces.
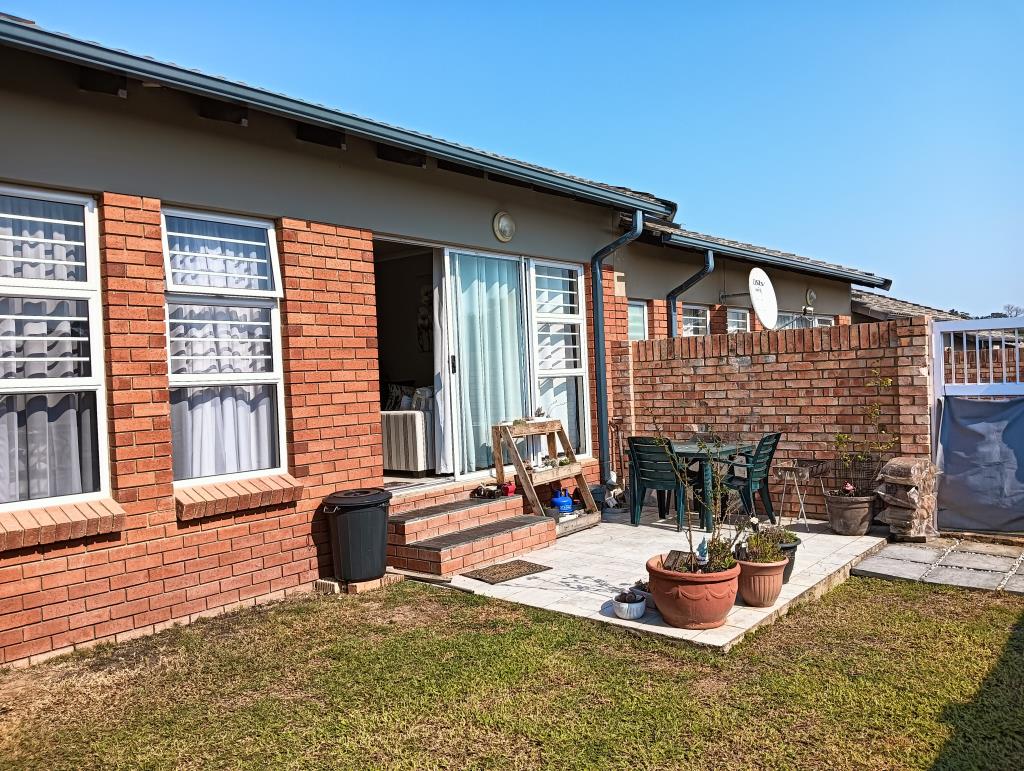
xmin=646 ymin=555 xmax=739 ymax=629
xmin=825 ymin=494 xmax=875 ymax=536
xmin=736 ymin=558 xmax=788 ymax=607
xmin=778 ymin=538 xmax=801 ymax=583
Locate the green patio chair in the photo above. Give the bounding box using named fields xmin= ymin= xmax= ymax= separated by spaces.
xmin=719 ymin=432 xmax=783 ymax=524
xmin=627 ymin=436 xmax=691 ymax=531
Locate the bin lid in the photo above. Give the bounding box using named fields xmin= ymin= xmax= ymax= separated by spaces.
xmin=324 ymin=487 xmax=392 ymax=509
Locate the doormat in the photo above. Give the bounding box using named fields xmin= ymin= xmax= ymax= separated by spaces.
xmin=463 ymin=560 xmax=551 ymax=585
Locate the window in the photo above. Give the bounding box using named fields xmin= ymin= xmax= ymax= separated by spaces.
xmin=681 ymin=305 xmax=709 ymax=336
xmin=0 ymin=185 xmax=107 ymax=508
xmin=776 ymin=312 xmax=836 ymax=329
xmin=531 ymin=263 xmax=588 ymax=452
xmin=627 ymin=300 xmax=648 ymax=341
xmin=163 ymin=209 xmax=286 ymax=483
xmin=727 ymin=308 xmax=750 ymax=334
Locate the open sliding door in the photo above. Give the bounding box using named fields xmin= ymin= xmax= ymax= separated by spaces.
xmin=446 ymin=250 xmax=529 ymax=477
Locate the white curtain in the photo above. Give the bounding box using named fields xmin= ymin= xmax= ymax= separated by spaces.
xmin=0 ymin=194 xmax=86 ymax=282
xmin=167 ymin=303 xmax=271 ymax=376
xmin=539 ymin=376 xmax=582 ymax=451
xmin=0 ymin=296 xmax=89 ymax=380
xmin=165 ymin=215 xmax=272 ymax=292
xmin=0 ymin=392 xmax=98 ymax=504
xmin=170 ymin=385 xmax=277 ymax=481
xmin=454 ymin=254 xmax=527 ymax=473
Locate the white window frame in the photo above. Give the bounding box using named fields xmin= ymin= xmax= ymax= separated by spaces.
xmin=681 ymin=304 xmax=710 ymax=337
xmin=161 ymin=207 xmax=284 ymax=300
xmin=726 ymin=308 xmax=751 ymax=334
xmin=777 ymin=311 xmax=836 ymax=329
xmin=527 ymin=259 xmax=591 ymax=458
xmin=0 ymin=183 xmax=110 ymax=513
xmin=627 ymin=299 xmax=648 ymax=341
xmin=162 ymin=208 xmax=288 ymax=486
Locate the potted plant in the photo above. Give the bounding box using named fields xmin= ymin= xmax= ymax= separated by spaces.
xmin=759 ymin=524 xmax=802 ymax=583
xmin=611 ymin=589 xmax=647 ymax=620
xmin=823 ymin=369 xmax=897 ymax=536
xmin=734 ymin=531 xmax=788 ymax=607
xmin=644 ymin=431 xmax=742 ymax=630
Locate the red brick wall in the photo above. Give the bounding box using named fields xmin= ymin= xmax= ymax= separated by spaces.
xmin=0 ymin=199 xmax=381 ymax=667
xmin=614 ymin=317 xmax=933 ymax=518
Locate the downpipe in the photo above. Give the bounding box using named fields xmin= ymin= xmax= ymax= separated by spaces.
xmin=667 ymin=249 xmax=715 ymax=337
xmin=591 ymin=209 xmax=644 ymax=485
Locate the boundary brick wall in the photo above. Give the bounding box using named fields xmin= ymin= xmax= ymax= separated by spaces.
xmin=613 ymin=317 xmax=933 ymax=519
xmin=0 ymin=198 xmax=382 ymax=667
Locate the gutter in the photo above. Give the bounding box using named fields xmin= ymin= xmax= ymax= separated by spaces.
xmin=0 ymin=19 xmax=676 ymax=220
xmin=666 ymin=249 xmax=715 ymax=337
xmin=662 ymin=232 xmax=892 ymax=290
xmin=591 ymin=210 xmax=644 ymax=485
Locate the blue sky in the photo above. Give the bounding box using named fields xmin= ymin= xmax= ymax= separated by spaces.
xmin=9 ymin=1 xmax=1022 ymax=315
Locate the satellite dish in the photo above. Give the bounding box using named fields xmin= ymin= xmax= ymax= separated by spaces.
xmin=748 ymin=268 xmax=778 ymax=330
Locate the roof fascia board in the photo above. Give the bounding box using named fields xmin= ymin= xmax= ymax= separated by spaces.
xmin=0 ymin=20 xmax=675 ymax=219
xmin=661 ymin=231 xmax=892 ymax=290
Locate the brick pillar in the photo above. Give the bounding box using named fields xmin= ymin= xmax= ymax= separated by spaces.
xmin=583 ymin=264 xmax=628 ymax=469
xmin=649 ymin=299 xmax=668 ymax=339
xmin=836 ymin=315 xmax=852 ymax=326
xmin=709 ymin=304 xmax=728 ymax=335
xmin=99 ymin=193 xmax=176 ymax=539
xmin=276 ymin=218 xmax=383 ymax=577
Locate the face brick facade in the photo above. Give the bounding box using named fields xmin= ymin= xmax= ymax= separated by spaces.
xmin=0 ymin=197 xmax=382 ymax=667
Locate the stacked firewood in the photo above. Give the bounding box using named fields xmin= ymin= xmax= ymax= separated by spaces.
xmin=874 ymin=456 xmax=939 ymax=541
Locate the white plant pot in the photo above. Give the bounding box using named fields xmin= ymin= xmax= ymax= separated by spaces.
xmin=612 ymin=596 xmax=647 ymax=620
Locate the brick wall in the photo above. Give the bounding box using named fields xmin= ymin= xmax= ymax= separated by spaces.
xmin=0 ymin=199 xmax=381 ymax=667
xmin=614 ymin=317 xmax=933 ymax=518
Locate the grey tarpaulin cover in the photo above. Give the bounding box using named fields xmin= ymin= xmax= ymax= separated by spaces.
xmin=936 ymin=396 xmax=1024 ymax=532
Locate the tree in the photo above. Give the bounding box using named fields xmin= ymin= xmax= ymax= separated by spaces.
xmin=1002 ymin=304 xmax=1024 ymax=317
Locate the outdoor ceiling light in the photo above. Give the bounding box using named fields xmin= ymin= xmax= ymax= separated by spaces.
xmin=492 ymin=211 xmax=515 ymax=242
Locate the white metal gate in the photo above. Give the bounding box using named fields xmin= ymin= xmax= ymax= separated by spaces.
xmin=932 ymin=318 xmax=1024 ymax=399
xmin=932 ymin=318 xmax=1024 ymax=531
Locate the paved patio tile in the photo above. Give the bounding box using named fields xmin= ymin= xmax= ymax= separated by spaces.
xmin=953 ymin=541 xmax=1024 ymax=559
xmin=938 ymin=551 xmax=1018 ymax=573
xmin=878 ymin=543 xmax=945 ymax=564
xmin=1003 ymin=575 xmax=1024 ymax=595
xmin=923 ymin=566 xmax=1004 ymax=590
xmin=853 ymin=556 xmax=932 ymax=581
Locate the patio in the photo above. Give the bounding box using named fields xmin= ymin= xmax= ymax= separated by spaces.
xmin=451 ymin=505 xmax=888 ymax=651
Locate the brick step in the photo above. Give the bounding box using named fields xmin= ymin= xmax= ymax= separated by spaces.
xmin=387 ymin=515 xmax=555 ymax=576
xmin=387 ymin=495 xmax=525 ymax=546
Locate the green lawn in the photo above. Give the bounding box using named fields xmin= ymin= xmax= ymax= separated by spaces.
xmin=1 ymin=578 xmax=1022 ymax=770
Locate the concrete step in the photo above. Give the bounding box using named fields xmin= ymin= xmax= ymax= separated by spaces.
xmin=387 ymin=495 xmax=525 ymax=546
xmin=387 ymin=515 xmax=555 ymax=576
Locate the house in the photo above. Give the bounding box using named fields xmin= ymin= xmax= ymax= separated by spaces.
xmin=0 ymin=16 xmax=893 ymax=665
xmin=851 ymin=289 xmax=967 ymax=323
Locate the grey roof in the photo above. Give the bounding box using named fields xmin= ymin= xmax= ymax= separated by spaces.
xmin=0 ymin=16 xmax=674 ymax=219
xmin=851 ymin=290 xmax=968 ymax=321
xmin=634 ymin=217 xmax=892 ymax=289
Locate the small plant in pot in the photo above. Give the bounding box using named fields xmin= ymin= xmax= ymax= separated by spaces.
xmin=823 ymin=369 xmax=897 ymax=536
xmin=734 ymin=531 xmax=788 ymax=607
xmin=759 ymin=524 xmax=802 ymax=583
xmin=612 ymin=589 xmax=647 ymax=620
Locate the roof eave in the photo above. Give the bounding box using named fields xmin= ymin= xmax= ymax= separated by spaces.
xmin=662 ymin=232 xmax=892 ymax=290
xmin=0 ymin=19 xmax=676 ymax=220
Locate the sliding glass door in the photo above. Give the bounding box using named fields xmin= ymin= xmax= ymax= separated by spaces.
xmin=450 ymin=252 xmax=529 ymax=475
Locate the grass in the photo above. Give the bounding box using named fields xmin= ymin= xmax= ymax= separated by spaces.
xmin=1 ymin=578 xmax=1022 ymax=770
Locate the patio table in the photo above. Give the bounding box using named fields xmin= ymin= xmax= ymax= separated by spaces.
xmin=670 ymin=440 xmax=755 ymax=531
